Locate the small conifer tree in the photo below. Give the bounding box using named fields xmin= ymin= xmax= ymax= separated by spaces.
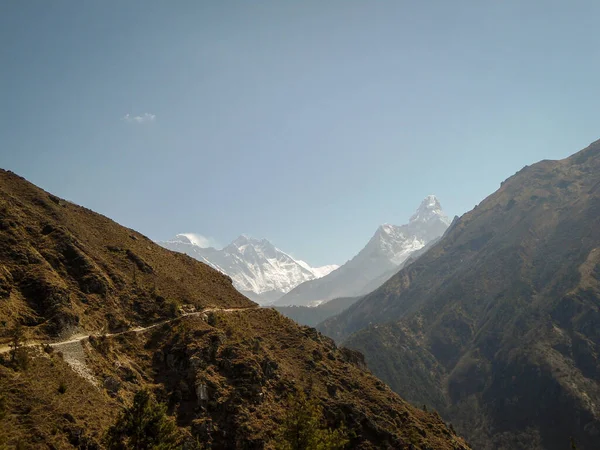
xmin=8 ymin=323 xmax=28 ymax=370
xmin=9 ymin=323 xmax=24 ymax=362
xmin=275 ymin=390 xmax=348 ymax=450
xmin=105 ymin=389 xmax=182 ymax=449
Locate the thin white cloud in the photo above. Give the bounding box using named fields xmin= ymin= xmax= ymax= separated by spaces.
xmin=180 ymin=233 xmax=220 ymax=249
xmin=123 ymin=113 xmax=156 ymax=124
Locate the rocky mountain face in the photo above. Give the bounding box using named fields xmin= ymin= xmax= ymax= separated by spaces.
xmin=320 ymin=140 xmax=600 ymax=450
xmin=0 ymin=169 xmax=468 ymax=449
xmin=274 ymin=195 xmax=450 ymax=306
xmin=159 ymin=234 xmax=338 ymax=305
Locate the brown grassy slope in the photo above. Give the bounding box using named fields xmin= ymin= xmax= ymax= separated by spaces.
xmin=320 ymin=140 xmax=600 ymax=449
xmin=0 ymin=351 xmax=117 ymax=449
xmin=65 ymin=308 xmax=470 ymax=449
xmin=0 ymin=309 xmax=471 ymax=450
xmin=0 ymin=169 xmax=469 ymax=449
xmin=0 ymin=168 xmax=254 ymax=342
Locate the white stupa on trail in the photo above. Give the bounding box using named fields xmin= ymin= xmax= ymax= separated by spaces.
xmin=274 ymin=195 xmax=451 ymax=307
xmin=158 ymin=234 xmax=338 ymax=305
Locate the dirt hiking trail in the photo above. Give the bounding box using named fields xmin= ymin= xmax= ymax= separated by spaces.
xmin=0 ymin=306 xmax=257 ymax=355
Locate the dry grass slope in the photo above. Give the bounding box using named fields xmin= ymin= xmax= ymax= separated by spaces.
xmin=0 ymin=168 xmax=254 ymax=343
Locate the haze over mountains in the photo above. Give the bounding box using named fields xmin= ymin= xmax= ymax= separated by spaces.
xmin=159 ymin=234 xmax=338 ymax=304
xmin=275 ymin=195 xmax=451 ymax=306
xmin=160 ymin=195 xmax=450 ymax=308
xmin=319 ymin=140 xmax=600 ymax=450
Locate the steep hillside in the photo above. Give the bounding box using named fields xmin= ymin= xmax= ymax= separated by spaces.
xmin=320 ymin=140 xmax=600 ymax=450
xmin=0 ymin=170 xmax=254 ymax=343
xmin=159 ymin=234 xmax=338 ymax=305
xmin=275 ymin=196 xmax=450 ymax=306
xmin=0 ymin=169 xmax=468 ymax=450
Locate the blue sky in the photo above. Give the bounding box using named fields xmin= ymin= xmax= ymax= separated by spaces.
xmin=2 ymin=1 xmax=600 ymax=266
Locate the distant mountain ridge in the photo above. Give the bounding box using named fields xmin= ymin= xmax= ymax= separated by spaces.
xmin=158 ymin=234 xmax=338 ymax=304
xmin=274 ymin=195 xmax=450 ymax=306
xmin=273 ymin=296 xmax=362 ymax=328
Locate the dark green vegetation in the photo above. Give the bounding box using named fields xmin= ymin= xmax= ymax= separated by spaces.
xmin=105 ymin=390 xmax=182 ymax=449
xmin=272 ymin=297 xmax=361 ymax=327
xmin=0 ymin=169 xmax=468 ymax=449
xmin=320 ymin=140 xmax=600 ymax=449
xmin=275 ymin=390 xmax=348 ymax=450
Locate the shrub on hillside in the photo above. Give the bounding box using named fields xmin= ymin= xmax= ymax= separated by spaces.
xmin=275 ymin=390 xmax=348 ymax=450
xmin=105 ymin=389 xmax=182 ymax=450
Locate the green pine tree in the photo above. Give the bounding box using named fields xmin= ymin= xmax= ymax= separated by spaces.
xmin=9 ymin=323 xmax=24 ymax=362
xmin=8 ymin=323 xmax=28 ymax=370
xmin=275 ymin=390 xmax=348 ymax=450
xmin=105 ymin=390 xmax=182 ymax=450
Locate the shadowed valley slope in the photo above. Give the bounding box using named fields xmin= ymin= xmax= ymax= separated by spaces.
xmin=320 ymin=140 xmax=600 ymax=450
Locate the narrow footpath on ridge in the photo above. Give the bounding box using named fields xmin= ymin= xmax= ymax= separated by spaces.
xmin=0 ymin=306 xmax=258 ymax=354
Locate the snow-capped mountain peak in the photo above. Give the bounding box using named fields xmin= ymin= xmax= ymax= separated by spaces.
xmin=275 ymin=195 xmax=450 ymax=306
xmin=297 ymin=260 xmax=339 ymax=278
xmin=158 ymin=234 xmax=338 ymax=305
xmin=171 ymin=233 xmax=195 ymax=245
xmin=409 ymin=195 xmax=451 ymax=226
xmin=172 ymin=233 xmax=218 ymax=249
xmin=365 ymin=223 xmax=422 ymax=265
